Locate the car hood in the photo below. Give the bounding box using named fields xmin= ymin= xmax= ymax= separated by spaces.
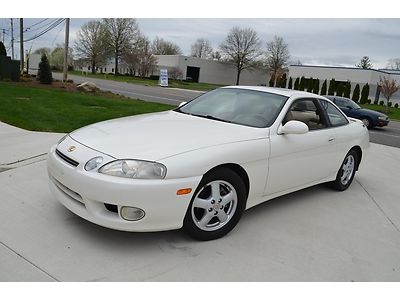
xmin=358 ymin=108 xmax=388 ymax=118
xmin=69 ymin=111 xmax=268 ymax=161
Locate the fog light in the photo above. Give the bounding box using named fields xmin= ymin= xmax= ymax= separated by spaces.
xmin=120 ymin=206 xmax=145 ymax=221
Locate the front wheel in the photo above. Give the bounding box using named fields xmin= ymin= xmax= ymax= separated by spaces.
xmin=361 ymin=117 xmax=372 ymax=129
xmin=331 ymin=149 xmax=358 ymax=191
xmin=183 ymin=168 xmax=247 ymax=241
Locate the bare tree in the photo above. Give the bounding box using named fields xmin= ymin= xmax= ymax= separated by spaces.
xmin=387 ymin=58 xmax=400 ymax=70
xmin=190 ymin=38 xmax=213 ymax=59
xmin=102 ymin=18 xmax=139 ymax=75
xmin=169 ymin=67 xmax=183 ymax=80
xmin=219 ymin=27 xmax=262 ymax=85
xmin=33 ymin=47 xmax=51 ymax=57
xmin=151 ymin=37 xmax=182 ymax=55
xmin=74 ymin=20 xmax=109 ymax=74
xmin=356 ymin=56 xmax=373 ymax=69
xmin=380 ymin=76 xmax=399 ymax=113
xmin=265 ymin=35 xmax=290 ymax=86
xmin=137 ymin=36 xmax=157 ymax=78
xmin=212 ymin=51 xmax=221 ymax=61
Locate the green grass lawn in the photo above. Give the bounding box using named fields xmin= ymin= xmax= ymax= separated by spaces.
xmin=0 ymin=81 xmax=175 ymax=133
xmin=68 ymin=70 xmax=223 ymax=91
xmin=360 ymin=103 xmax=400 ymax=121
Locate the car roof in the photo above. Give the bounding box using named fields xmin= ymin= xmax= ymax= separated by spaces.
xmin=221 ymin=86 xmax=321 ymax=98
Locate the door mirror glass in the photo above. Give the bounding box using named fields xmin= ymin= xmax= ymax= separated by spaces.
xmin=278 ymin=120 xmax=309 ymax=135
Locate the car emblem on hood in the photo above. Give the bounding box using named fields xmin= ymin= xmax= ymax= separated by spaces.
xmin=67 ymin=146 xmax=76 ymax=152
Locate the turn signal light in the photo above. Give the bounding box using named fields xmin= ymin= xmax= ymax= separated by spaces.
xmin=177 ymin=188 xmax=192 ymax=195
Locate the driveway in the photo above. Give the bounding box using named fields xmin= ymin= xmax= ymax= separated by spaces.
xmin=1 ymin=121 xmax=400 ymax=281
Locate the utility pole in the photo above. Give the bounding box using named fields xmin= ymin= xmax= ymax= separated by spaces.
xmin=63 ymin=18 xmax=70 ymax=82
xmin=20 ymin=18 xmax=24 ymax=73
xmin=10 ymin=18 xmax=14 ymax=60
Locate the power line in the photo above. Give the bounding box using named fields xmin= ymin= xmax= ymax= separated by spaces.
xmin=19 ymin=18 xmax=65 ymax=43
xmin=27 ymin=18 xmax=49 ymax=29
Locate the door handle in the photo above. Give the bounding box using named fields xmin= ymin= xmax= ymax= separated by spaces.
xmin=328 ymin=137 xmax=335 ymax=142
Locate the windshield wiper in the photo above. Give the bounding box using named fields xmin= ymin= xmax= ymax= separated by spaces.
xmin=190 ymin=113 xmax=232 ymax=123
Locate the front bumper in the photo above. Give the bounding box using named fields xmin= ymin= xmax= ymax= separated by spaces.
xmin=373 ymin=119 xmax=389 ymax=127
xmin=47 ymin=140 xmax=202 ymax=232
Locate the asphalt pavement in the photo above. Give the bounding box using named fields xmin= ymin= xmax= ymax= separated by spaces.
xmin=369 ymin=120 xmax=400 ymax=148
xmin=1 ymin=121 xmax=400 ymax=281
xmin=53 ymin=73 xmax=203 ymax=106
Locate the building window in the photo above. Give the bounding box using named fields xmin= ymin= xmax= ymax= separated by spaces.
xmin=112 ymin=68 xmax=114 ymax=73
xmin=104 ymin=68 xmax=107 ymax=72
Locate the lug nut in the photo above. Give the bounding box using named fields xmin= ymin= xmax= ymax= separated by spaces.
xmin=211 ymin=200 xmax=215 ymax=204
xmin=214 ymin=211 xmax=218 ymax=215
xmin=218 ymin=199 xmax=222 ymax=203
xmin=208 ymin=208 xmax=213 ymax=212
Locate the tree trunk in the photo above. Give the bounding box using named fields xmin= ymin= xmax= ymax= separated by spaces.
xmin=114 ymin=51 xmax=119 ymax=76
xmin=236 ymin=68 xmax=241 ymax=85
xmin=91 ymin=60 xmax=95 ymax=74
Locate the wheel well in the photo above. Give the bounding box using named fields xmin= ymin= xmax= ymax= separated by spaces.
xmin=206 ymin=164 xmax=250 ymax=197
xmin=350 ymin=146 xmax=362 ymax=170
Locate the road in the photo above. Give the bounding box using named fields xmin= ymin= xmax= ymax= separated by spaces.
xmin=53 ymin=73 xmax=203 ymax=106
xmin=54 ymin=73 xmax=400 ymax=148
xmin=369 ymin=120 xmax=400 ymax=148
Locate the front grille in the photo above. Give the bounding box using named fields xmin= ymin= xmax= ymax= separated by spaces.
xmin=56 ymin=149 xmax=79 ymax=167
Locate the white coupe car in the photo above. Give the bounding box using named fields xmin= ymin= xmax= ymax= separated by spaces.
xmin=47 ymin=86 xmax=369 ymax=240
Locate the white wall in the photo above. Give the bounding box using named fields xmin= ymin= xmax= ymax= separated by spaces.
xmin=288 ymin=65 xmax=400 ymax=105
xmin=155 ymin=55 xmax=269 ymax=86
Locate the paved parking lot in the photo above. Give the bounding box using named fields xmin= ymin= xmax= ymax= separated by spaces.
xmin=1 ymin=122 xmax=400 ymax=281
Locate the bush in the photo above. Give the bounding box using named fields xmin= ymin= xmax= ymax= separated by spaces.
xmin=328 ymin=78 xmax=336 ymax=95
xmin=37 ymin=54 xmax=53 ymax=84
xmin=395 ymin=103 xmax=399 ymax=108
xmin=313 ymin=79 xmax=320 ymax=94
xmin=360 ymin=83 xmax=369 ymax=104
xmin=66 ymin=79 xmax=74 ymax=83
xmin=299 ymin=76 xmax=305 ymax=91
xmin=344 ymin=81 xmax=351 ymax=98
xmin=388 ymin=102 xmax=393 ymax=107
xmin=294 ymin=78 xmax=300 ymax=90
xmin=288 ymin=77 xmax=293 ymax=89
xmin=367 ymin=99 xmax=371 ymax=104
xmin=373 ymin=99 xmax=378 ymax=105
xmin=0 ymin=41 xmax=7 ymax=56
xmin=352 ymin=84 xmax=360 ymax=102
xmin=149 ymin=75 xmax=160 ymax=80
xmin=379 ymin=100 xmax=384 ymax=106
xmin=320 ymin=80 xmax=327 ymax=95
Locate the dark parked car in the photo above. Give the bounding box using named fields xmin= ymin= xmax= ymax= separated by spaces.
xmin=325 ymin=96 xmax=389 ymax=129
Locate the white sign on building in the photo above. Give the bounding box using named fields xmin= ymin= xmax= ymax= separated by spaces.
xmin=159 ymin=69 xmax=168 ymax=87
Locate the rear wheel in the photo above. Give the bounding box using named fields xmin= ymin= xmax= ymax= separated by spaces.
xmin=183 ymin=168 xmax=247 ymax=241
xmin=331 ymin=149 xmax=358 ymax=191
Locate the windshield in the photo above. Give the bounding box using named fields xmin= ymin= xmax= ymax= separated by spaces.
xmin=176 ymin=88 xmax=288 ymax=128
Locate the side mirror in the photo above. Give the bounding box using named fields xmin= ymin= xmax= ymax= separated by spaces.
xmin=178 ymin=101 xmax=187 ymax=108
xmin=278 ymin=120 xmax=309 ymax=135
xmin=346 ymin=106 xmax=353 ymax=109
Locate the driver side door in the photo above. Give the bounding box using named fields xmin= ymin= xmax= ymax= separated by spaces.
xmin=265 ymin=98 xmax=339 ymax=195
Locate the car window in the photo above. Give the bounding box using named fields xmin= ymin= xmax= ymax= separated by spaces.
xmin=283 ymin=99 xmax=327 ymax=130
xmin=335 ymin=98 xmax=348 ymax=108
xmin=320 ymin=100 xmax=349 ymax=127
xmin=177 ymin=88 xmax=288 ymax=128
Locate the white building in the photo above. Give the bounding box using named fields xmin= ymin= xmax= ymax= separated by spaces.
xmin=288 ymin=65 xmax=400 ymax=104
xmin=75 ymin=55 xmax=269 ymax=86
xmin=154 ymin=55 xmax=268 ymax=86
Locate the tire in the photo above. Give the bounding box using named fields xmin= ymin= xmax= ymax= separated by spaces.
xmin=183 ymin=168 xmax=247 ymax=241
xmin=361 ymin=117 xmax=372 ymax=129
xmin=331 ymin=149 xmax=358 ymax=191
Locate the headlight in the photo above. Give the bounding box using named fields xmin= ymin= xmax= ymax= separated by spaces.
xmin=378 ymin=116 xmax=387 ymax=120
xmin=98 ymin=159 xmax=167 ymax=179
xmin=85 ymin=156 xmax=103 ymax=171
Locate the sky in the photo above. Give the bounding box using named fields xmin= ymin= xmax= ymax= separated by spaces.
xmin=1 ymin=18 xmax=400 ymax=69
